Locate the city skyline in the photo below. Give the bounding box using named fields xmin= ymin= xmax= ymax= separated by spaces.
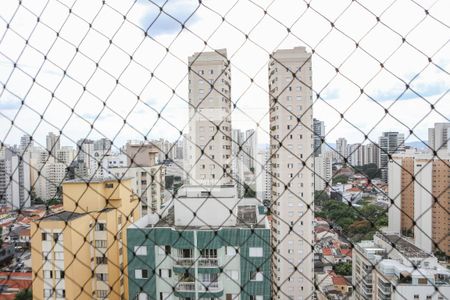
xmin=0 ymin=0 xmax=449 ymax=299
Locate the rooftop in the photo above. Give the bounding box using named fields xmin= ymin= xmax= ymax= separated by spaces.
xmin=332 ymin=275 xmax=350 ymax=286
xmin=39 ymin=207 xmax=116 ymax=222
xmin=39 ymin=211 xmax=86 ymax=221
xmin=64 ymin=177 xmax=132 ymax=184
xmin=377 ymin=233 xmax=430 ymax=258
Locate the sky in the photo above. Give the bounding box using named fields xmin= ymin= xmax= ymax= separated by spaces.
xmin=0 ymin=0 xmax=448 ymax=151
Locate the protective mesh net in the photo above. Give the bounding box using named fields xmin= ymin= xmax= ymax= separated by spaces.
xmin=0 ymin=0 xmax=449 ymax=300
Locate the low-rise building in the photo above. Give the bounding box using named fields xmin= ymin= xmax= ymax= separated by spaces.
xmin=127 ymin=185 xmax=272 ymax=300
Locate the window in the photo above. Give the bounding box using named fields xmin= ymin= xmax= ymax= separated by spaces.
xmin=250 ymin=271 xmax=263 ymax=281
xmin=418 ymin=278 xmax=428 ymax=284
xmin=134 ymin=246 xmax=147 ymax=256
xmin=44 ymin=289 xmax=52 ymax=297
xmin=55 ymin=289 xmax=65 ymax=298
xmin=226 ymin=270 xmax=239 ymax=281
xmin=200 ymin=249 xmax=217 ymax=258
xmin=96 ymin=256 xmax=108 ymax=265
xmin=96 ymin=290 xmax=109 ymax=298
xmin=95 ymin=223 xmax=106 ymax=231
xmin=95 ymin=240 xmax=107 ymax=248
xmin=96 ymin=273 xmax=108 ymax=281
xmin=55 ymin=270 xmax=64 ymax=279
xmin=225 ymin=246 xmax=237 ymax=256
xmin=159 ymin=268 xmax=172 ymax=278
xmin=157 ymin=245 xmax=171 ymax=255
xmin=250 ymin=296 xmax=263 ymax=300
xmin=43 ymin=270 xmax=52 ymax=279
xmin=249 ymin=247 xmax=263 ymax=257
xmin=135 ymin=269 xmax=148 ymax=279
xmin=53 ymin=232 xmax=62 ymax=242
xmin=42 ymin=232 xmax=49 ymax=241
xmin=226 ymin=294 xmax=239 ymax=300
xmin=105 ymin=183 xmax=114 ymax=188
xmin=159 ymin=292 xmax=171 ymax=300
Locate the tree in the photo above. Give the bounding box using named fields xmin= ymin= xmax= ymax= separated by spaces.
xmin=354 ymin=163 xmax=381 ymax=179
xmin=15 ymin=289 xmax=32 ymax=300
xmin=314 ymin=191 xmax=330 ymax=206
xmin=334 ymin=262 xmax=352 ymax=276
xmin=333 ymin=175 xmax=348 ymax=184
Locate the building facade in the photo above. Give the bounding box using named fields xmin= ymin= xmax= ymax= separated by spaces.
xmin=388 ymin=150 xmax=450 ymax=256
xmin=187 ymin=49 xmax=232 ymax=185
xmin=353 ymin=233 xmax=449 ymax=300
xmin=428 ymin=122 xmax=450 ymax=152
xmin=313 ymin=118 xmax=325 ymax=157
xmin=109 ymin=165 xmax=166 ymax=215
xmin=0 ymin=147 xmax=31 ymax=209
xmin=379 ymin=131 xmax=405 ymax=182
xmin=335 ymin=138 xmax=348 ymax=164
xmin=31 ymin=178 xmax=140 ymax=300
xmin=127 ymin=185 xmax=271 ymax=300
xmin=269 ymin=47 xmax=314 ymax=300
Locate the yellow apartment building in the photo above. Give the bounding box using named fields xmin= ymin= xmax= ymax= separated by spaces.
xmin=31 ymin=178 xmax=140 ymax=300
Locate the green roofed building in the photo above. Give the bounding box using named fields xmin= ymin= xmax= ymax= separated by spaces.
xmin=127 ymin=184 xmax=271 ymax=300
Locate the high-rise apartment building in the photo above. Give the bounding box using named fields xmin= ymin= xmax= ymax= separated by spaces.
xmin=362 ymin=142 xmax=380 ymax=167
xmin=314 ymin=150 xmax=332 ymax=191
xmin=243 ymin=129 xmax=257 ymax=172
xmin=232 ymin=129 xmax=245 ymax=198
xmin=187 ymin=49 xmax=232 ymax=185
xmin=269 ymin=47 xmax=314 ymax=300
xmin=46 ymin=132 xmax=61 ymax=153
xmin=94 ymin=138 xmax=112 ymax=152
xmin=388 ymin=150 xmax=450 ymax=256
xmin=19 ymin=134 xmax=33 ymax=151
xmin=313 ymin=118 xmax=325 ymax=157
xmin=126 ymin=49 xmax=271 ymax=300
xmin=255 ymin=146 xmax=272 ymax=204
xmin=379 ymin=131 xmax=405 ymax=182
xmin=31 ymin=178 xmax=140 ymax=300
xmin=348 ymin=143 xmax=364 ymax=167
xmin=428 ymin=122 xmax=450 ymax=152
xmin=0 ymin=147 xmax=31 ymax=209
xmin=335 ymin=138 xmax=348 ymax=163
xmin=109 ymin=165 xmax=166 ymax=215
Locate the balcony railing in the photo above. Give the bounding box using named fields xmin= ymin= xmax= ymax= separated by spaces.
xmin=176 ymin=281 xmax=222 ymax=292
xmin=176 ymin=257 xmax=219 ymax=267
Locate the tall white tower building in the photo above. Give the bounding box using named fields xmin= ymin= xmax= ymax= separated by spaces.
xmin=46 ymin=132 xmax=60 ymax=153
xmin=269 ymin=47 xmax=314 ymax=300
xmin=428 ymin=122 xmax=450 ymax=152
xmin=187 ymin=49 xmax=232 ymax=185
xmin=336 ymin=137 xmax=348 ymax=163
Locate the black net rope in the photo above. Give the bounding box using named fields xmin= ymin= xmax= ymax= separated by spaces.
xmin=0 ymin=0 xmax=449 ymax=300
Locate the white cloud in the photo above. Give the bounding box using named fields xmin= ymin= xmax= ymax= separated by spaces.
xmin=0 ymin=0 xmax=448 ymax=148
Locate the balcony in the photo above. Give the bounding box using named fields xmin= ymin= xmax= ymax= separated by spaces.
xmin=175 ymin=281 xmax=223 ymax=298
xmin=173 ymin=257 xmax=221 ymax=273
